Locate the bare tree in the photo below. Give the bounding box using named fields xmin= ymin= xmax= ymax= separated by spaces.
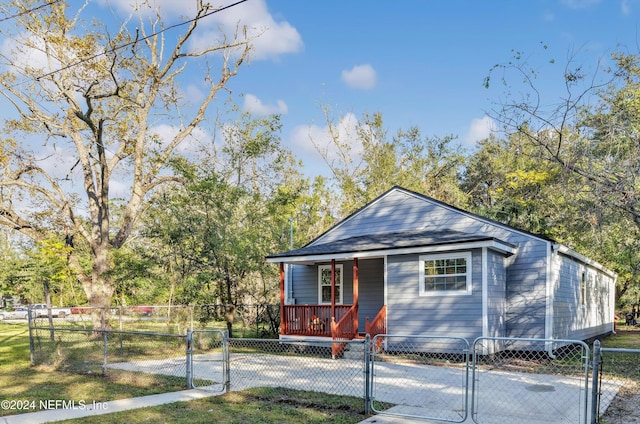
xmin=0 ymin=0 xmax=253 ymax=327
xmin=486 ymin=47 xmax=640 ymax=302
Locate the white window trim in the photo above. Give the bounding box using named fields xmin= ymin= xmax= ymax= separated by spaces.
xmin=318 ymin=264 xmax=343 ymax=304
xmin=419 ymin=252 xmax=473 ymax=297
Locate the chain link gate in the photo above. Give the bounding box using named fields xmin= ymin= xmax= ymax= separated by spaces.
xmin=370 ymin=334 xmax=471 ymax=423
xmin=471 ymin=337 xmax=590 ymax=424
xmin=187 ymin=329 xmax=228 ymax=392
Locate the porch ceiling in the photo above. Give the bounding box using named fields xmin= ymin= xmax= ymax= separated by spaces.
xmin=266 ymin=228 xmax=517 ymax=264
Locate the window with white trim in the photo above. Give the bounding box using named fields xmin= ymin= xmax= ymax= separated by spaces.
xmin=419 ymin=252 xmax=472 ymax=296
xmin=318 ymin=264 xmax=343 ymax=304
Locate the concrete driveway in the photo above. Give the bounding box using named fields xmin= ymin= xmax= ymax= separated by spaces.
xmin=108 ymin=351 xmax=622 ymax=424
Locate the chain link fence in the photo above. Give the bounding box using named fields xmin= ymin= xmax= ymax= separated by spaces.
xmin=224 ymin=337 xmax=369 ymax=409
xmin=30 ymin=325 xmax=188 ymax=392
xmin=370 ymin=335 xmax=470 ymax=423
xmin=189 ymin=329 xmax=227 ymax=391
xmin=26 ymin=321 xmax=640 ymax=423
xmin=592 ymin=341 xmax=640 ymax=424
xmin=31 ymin=304 xmax=280 ymax=337
xmin=472 ymin=337 xmax=591 ymax=424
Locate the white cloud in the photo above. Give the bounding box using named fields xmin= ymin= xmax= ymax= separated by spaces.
xmin=243 ymin=94 xmax=288 ymax=116
xmin=341 ymin=64 xmax=377 ymax=90
xmin=102 ymin=0 xmax=303 ymax=61
xmin=463 ymin=116 xmax=497 ymax=147
xmin=36 ymin=144 xmax=81 ymax=181
xmin=150 ymin=124 xmax=210 ymax=154
xmin=183 ymin=84 xmax=205 ymax=105
xmin=290 ymin=113 xmax=361 ymax=164
xmin=107 ymin=179 xmax=130 ymax=200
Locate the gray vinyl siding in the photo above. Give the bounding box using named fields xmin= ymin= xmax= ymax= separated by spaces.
xmin=291 ymin=261 xmax=353 ymax=304
xmin=290 ymin=259 xmax=385 ymax=331
xmin=552 ymin=253 xmax=615 ymax=341
xmin=387 ymin=250 xmax=484 ymax=340
xmin=486 ymin=249 xmax=507 ymax=339
xmin=286 ymin=188 xmax=614 ymax=345
xmin=356 ymin=258 xmax=385 ymax=330
xmin=290 ymin=264 xmax=320 ymax=304
xmin=504 ymin=238 xmax=549 ymax=338
xmin=314 ymin=189 xmax=549 ymax=339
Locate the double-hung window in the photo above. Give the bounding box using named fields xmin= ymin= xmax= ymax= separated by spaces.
xmin=318 ymin=264 xmax=343 ymax=304
xmin=419 ymin=252 xmax=472 ymax=296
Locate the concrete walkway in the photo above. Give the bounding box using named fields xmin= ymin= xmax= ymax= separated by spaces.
xmin=1 ymin=390 xmax=220 ymax=424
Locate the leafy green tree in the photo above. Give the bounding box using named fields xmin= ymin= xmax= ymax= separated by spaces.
xmin=462 ymin=133 xmax=572 ymax=237
xmin=142 ymin=112 xmax=321 ymax=335
xmin=109 ymin=246 xmax=167 ymax=307
xmin=485 ymin=49 xmax=640 ymax=304
xmin=312 ymin=110 xmax=468 ymax=216
xmin=0 ymin=236 xmax=86 ymax=307
xmin=0 ymin=1 xmax=252 ymax=327
xmin=0 ymin=233 xmax=31 ymax=306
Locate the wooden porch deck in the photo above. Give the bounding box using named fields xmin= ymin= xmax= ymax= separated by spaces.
xmin=281 ymin=304 xmax=386 ymax=340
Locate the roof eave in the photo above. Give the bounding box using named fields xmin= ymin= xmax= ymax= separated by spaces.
xmin=266 ymin=239 xmax=517 ymax=264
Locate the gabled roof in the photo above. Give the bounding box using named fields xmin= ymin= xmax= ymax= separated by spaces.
xmin=266 ymin=228 xmax=516 ymax=263
xmin=307 ymin=185 xmax=554 ymax=248
xmin=267 ymin=186 xmax=616 ymax=278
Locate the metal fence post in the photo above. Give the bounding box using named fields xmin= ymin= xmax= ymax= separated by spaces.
xmin=119 ymin=307 xmax=124 ymax=355
xmin=364 ymin=333 xmax=371 ymax=414
xmin=186 ymin=328 xmax=193 ymax=389
xmin=102 ymin=330 xmax=108 ymax=376
xmin=224 ymin=329 xmax=230 ymax=392
xmin=28 ymin=305 xmax=34 ymax=365
xmin=591 ymin=339 xmax=601 ymax=424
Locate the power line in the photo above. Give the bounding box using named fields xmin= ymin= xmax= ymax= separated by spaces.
xmin=35 ymin=0 xmax=249 ymax=81
xmin=0 ymin=0 xmax=63 ymax=25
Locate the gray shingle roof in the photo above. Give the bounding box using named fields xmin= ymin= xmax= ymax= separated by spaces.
xmin=267 ymin=229 xmax=512 ymax=259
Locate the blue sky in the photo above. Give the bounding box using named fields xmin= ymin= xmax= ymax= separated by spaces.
xmin=215 ymin=0 xmax=640 ymax=177
xmin=4 ymin=0 xmax=640 ymax=182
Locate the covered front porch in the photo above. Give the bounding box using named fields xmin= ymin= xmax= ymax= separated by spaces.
xmin=273 ymin=258 xmax=387 ymax=343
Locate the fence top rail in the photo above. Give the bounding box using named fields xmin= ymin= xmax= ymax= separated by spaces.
xmin=600 ymin=347 xmax=640 ymax=354
xmin=474 ymin=336 xmax=589 ymax=345
xmin=30 ymin=326 xmax=186 ymax=338
xmin=374 ymin=333 xmax=471 ymax=347
xmin=233 ymin=337 xmax=366 ymax=346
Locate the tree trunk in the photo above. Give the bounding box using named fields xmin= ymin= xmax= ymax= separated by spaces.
xmin=225 ymin=304 xmax=235 ymax=337
xmin=86 ymin=245 xmax=115 ymax=330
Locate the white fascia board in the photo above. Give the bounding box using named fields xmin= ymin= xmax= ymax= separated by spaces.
xmin=481 ymin=247 xmax=489 ymax=340
xmin=555 ymin=244 xmax=617 ymax=279
xmin=545 ymin=240 xmax=554 ymax=341
xmin=266 ymin=239 xmax=517 ymax=264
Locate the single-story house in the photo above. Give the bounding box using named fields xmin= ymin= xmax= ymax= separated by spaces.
xmin=266 ymin=186 xmax=617 ymax=355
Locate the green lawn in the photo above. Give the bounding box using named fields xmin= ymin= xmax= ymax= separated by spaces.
xmin=0 ymin=322 xmax=371 ymax=423
xmin=0 ymin=323 xmax=187 ymax=417
xmin=59 ymin=388 xmax=369 ymax=424
xmin=603 ymin=323 xmax=640 ymax=349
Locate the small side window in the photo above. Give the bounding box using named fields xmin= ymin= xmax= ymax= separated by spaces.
xmin=419 ymin=252 xmax=472 ymax=296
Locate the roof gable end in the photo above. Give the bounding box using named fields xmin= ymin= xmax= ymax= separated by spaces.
xmin=309 ymin=186 xmax=553 ymax=247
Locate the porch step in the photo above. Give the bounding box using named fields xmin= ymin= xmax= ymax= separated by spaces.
xmin=342 ymin=341 xmax=365 ymax=359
